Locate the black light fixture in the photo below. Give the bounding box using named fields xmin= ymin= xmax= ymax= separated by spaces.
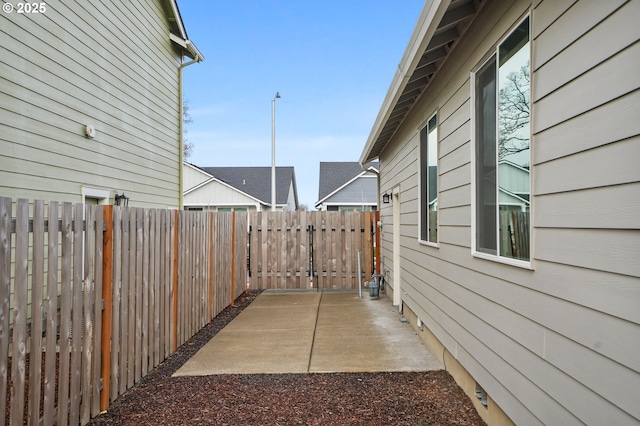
xmin=114 ymin=193 xmax=129 ymax=206
xmin=382 ymin=192 xmax=391 ymax=204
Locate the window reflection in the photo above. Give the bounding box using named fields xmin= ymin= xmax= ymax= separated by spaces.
xmin=498 ymin=17 xmax=530 ymax=260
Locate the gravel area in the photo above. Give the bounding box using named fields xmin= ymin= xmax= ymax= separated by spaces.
xmin=89 ymin=290 xmax=486 ymax=426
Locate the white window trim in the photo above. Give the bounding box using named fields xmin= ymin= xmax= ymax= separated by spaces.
xmin=81 ymin=186 xmax=110 ymax=205
xmin=470 ymin=13 xmax=533 ymax=270
xmin=418 ymin=111 xmax=439 ymax=248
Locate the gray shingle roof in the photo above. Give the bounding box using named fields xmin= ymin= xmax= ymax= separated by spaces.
xmin=202 ymin=166 xmax=297 ymax=206
xmin=317 ymin=162 xmax=378 ymax=200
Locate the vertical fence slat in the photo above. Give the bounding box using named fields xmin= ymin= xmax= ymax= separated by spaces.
xmin=171 ymin=210 xmax=178 ymax=352
xmin=126 ymin=208 xmax=135 ymax=388
xmin=208 ymin=213 xmax=214 ymax=319
xmin=119 ymin=208 xmax=129 ymax=394
xmin=301 ymin=212 xmax=309 ymax=289
xmin=0 ymin=197 xmax=9 ymax=426
xmin=134 ymin=209 xmax=143 ymax=382
xmin=237 ymin=212 xmax=248 ymax=298
xmin=166 ymin=210 xmax=173 ymax=357
xmin=92 ymin=205 xmax=104 ymax=418
xmin=148 ymin=210 xmax=155 ymax=368
xmin=178 ymin=211 xmax=184 ymax=346
xmin=80 ymin=204 xmax=95 ymax=425
xmin=200 ymin=212 xmax=206 ymax=324
xmin=103 ymin=206 xmax=115 ymax=407
xmin=260 ymin=213 xmax=267 ymax=289
xmin=152 ymin=209 xmax=160 ymax=368
xmin=141 ymin=209 xmax=149 ymax=377
xmin=43 ymin=202 xmax=58 ymax=426
xmin=69 ymin=203 xmax=83 ymax=426
xmin=10 ymin=199 xmax=28 ymax=425
xmin=58 ymin=202 xmax=73 ymax=426
xmin=28 ymin=200 xmax=44 ymax=426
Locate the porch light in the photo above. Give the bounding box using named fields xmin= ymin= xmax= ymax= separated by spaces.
xmin=114 ymin=193 xmax=129 ymax=206
xmin=382 ymin=192 xmax=391 ymax=204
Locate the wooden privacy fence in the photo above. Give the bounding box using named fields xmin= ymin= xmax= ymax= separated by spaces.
xmin=0 ymin=198 xmax=376 ymax=426
xmin=499 ymin=211 xmax=530 ymax=261
xmin=0 ymin=198 xmax=245 ymax=426
xmin=248 ymin=211 xmax=375 ymax=290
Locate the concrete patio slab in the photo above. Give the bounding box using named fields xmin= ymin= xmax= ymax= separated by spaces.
xmin=173 ymin=290 xmax=442 ymax=377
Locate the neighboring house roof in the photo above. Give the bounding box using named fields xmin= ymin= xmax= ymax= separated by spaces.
xmin=183 ymin=165 xmax=265 ymax=205
xmin=316 ymin=162 xmax=379 ymax=204
xmin=202 ymin=167 xmax=298 ymax=207
xmin=360 ymin=0 xmax=484 ymax=164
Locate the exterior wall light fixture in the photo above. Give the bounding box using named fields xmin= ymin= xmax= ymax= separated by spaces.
xmin=382 ymin=192 xmax=391 ymax=204
xmin=114 ymin=193 xmax=129 ymax=206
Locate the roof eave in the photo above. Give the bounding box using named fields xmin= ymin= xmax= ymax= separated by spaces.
xmin=359 ymin=0 xmax=451 ymax=165
xmin=170 ymin=33 xmax=204 ymax=62
xmin=167 ymin=0 xmax=204 ymax=62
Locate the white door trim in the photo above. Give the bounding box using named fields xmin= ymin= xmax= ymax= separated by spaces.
xmin=392 ymin=186 xmax=401 ymax=310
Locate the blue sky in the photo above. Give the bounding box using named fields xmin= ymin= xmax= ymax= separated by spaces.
xmin=178 ymin=0 xmax=424 ymax=208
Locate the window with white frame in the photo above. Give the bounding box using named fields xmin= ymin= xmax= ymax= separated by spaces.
xmin=473 ymin=16 xmax=530 ymax=262
xmin=420 ymin=113 xmax=438 ymax=244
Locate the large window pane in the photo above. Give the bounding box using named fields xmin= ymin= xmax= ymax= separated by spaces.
xmin=474 ymin=16 xmax=531 ymax=263
xmin=498 ymin=17 xmax=530 ymax=261
xmin=475 ymin=56 xmax=497 ymax=255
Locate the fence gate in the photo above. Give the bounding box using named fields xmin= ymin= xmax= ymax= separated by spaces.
xmin=247 ymin=211 xmax=375 ymax=290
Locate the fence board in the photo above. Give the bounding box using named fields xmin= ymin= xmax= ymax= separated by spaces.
xmin=171 ymin=210 xmax=178 ymax=353
xmin=134 ymin=208 xmax=143 ymax=383
xmin=100 ymin=206 xmax=121 ymax=411
xmin=10 ymin=199 xmax=28 ymax=425
xmin=80 ymin=205 xmax=95 ymax=424
xmin=43 ymin=201 xmax=58 ymax=425
xmin=142 ymin=209 xmax=150 ymax=377
xmin=70 ymin=203 xmax=84 ymax=426
xmin=111 ymin=207 xmax=121 ymax=401
xmin=127 ymin=207 xmax=136 ymax=389
xmin=0 ymin=198 xmax=8 ymax=426
xmin=92 ymin=204 xmax=104 ymax=417
xmin=28 ymin=200 xmax=44 ymax=426
xmin=236 ymin=212 xmax=247 ymax=298
xmin=151 ymin=209 xmax=160 ymax=368
xmin=58 ymin=202 xmax=72 ymax=426
xmin=162 ymin=210 xmax=169 ymax=360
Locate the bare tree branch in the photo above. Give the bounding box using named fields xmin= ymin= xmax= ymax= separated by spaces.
xmin=498 ymin=62 xmax=530 ymax=160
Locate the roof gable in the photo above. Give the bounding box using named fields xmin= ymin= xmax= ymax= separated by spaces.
xmin=317 ymin=161 xmax=378 ymax=201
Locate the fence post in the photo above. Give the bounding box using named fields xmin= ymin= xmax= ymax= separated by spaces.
xmin=101 ymin=205 xmax=113 ymax=411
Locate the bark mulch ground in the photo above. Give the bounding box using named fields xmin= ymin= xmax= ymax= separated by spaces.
xmin=89 ymin=290 xmax=486 ymax=426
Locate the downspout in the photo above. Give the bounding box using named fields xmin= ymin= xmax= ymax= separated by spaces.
xmin=179 ymin=56 xmax=200 ymax=209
